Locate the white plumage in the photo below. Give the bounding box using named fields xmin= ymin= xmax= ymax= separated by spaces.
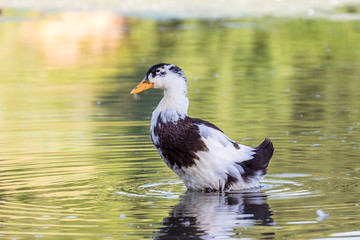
xmin=131 ymin=63 xmax=273 ymax=191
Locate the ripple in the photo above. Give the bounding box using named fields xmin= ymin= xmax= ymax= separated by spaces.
xmin=115 ymin=179 xmax=184 ymax=199
xmin=263 ymin=174 xmax=322 ymax=200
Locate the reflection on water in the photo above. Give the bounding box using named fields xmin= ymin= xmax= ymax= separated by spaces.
xmin=0 ymin=9 xmax=360 ymax=240
xmin=156 ymin=191 xmax=274 ymax=239
xmin=20 ymin=11 xmax=126 ymax=68
xmin=20 ymin=11 xmax=126 ymax=67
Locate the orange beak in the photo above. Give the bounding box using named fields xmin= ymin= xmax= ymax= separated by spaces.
xmin=130 ymin=78 xmax=154 ymax=94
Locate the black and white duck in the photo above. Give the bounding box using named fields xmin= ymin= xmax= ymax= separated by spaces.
xmin=130 ymin=63 xmax=274 ymax=191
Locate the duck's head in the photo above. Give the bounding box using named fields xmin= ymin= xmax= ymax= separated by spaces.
xmin=130 ymin=63 xmax=187 ymax=96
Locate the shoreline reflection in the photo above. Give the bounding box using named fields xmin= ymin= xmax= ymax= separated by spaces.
xmin=155 ymin=190 xmax=274 ymax=239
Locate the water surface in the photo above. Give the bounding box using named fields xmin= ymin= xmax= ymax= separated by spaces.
xmin=0 ymin=10 xmax=360 ymax=239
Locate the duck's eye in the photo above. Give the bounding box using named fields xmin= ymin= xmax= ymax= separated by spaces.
xmin=156 ymin=69 xmax=160 ymax=73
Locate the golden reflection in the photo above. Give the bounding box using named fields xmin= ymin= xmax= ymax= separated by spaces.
xmin=20 ymin=11 xmax=126 ymax=67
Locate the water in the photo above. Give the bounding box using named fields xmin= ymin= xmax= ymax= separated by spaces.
xmin=1 ymin=9 xmax=360 ymax=240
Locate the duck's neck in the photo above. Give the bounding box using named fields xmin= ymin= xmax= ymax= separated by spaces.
xmin=151 ymin=93 xmax=189 ymax=126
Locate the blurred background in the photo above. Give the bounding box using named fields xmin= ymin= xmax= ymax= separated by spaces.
xmin=0 ymin=1 xmax=360 ymax=239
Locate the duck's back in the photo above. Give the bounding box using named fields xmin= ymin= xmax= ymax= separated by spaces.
xmin=150 ymin=113 xmax=274 ymax=191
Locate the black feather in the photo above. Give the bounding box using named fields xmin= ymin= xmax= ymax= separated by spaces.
xmin=146 ymin=63 xmax=170 ymax=78
xmin=237 ymin=139 xmax=274 ymax=183
xmin=152 ymin=115 xmax=210 ymax=168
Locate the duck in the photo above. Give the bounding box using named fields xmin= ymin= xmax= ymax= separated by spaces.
xmin=130 ymin=63 xmax=274 ymax=192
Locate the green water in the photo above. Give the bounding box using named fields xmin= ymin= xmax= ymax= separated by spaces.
xmin=0 ymin=10 xmax=360 ymax=239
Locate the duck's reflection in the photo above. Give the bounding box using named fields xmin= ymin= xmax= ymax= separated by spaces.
xmin=155 ymin=190 xmax=274 ymax=239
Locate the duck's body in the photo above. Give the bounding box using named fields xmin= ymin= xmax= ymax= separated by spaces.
xmin=131 ymin=63 xmax=273 ymax=191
